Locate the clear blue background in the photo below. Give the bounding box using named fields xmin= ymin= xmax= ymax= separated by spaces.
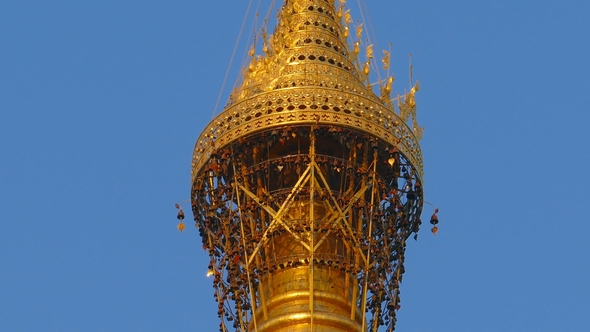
xmin=1 ymin=1 xmax=589 ymax=331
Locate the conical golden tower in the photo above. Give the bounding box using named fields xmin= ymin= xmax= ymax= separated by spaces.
xmin=186 ymin=1 xmax=426 ymax=331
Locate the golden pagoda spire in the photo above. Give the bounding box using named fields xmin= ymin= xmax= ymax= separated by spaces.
xmin=188 ymin=1 xmax=426 ymax=331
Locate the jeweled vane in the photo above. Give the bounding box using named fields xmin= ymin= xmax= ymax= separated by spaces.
xmin=189 ymin=1 xmax=426 ymax=331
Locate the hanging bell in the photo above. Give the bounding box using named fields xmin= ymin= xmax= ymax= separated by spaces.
xmin=429 ymin=213 xmax=438 ymax=225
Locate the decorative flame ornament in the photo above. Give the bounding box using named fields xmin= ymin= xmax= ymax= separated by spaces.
xmin=431 ymin=225 xmax=438 ymax=236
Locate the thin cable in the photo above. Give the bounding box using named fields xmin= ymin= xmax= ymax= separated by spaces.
xmin=356 ymin=0 xmax=383 ymax=85
xmin=263 ymin=0 xmax=277 ymax=30
xmin=235 ymin=0 xmax=271 ymax=104
xmin=212 ymin=0 xmax=256 ymax=118
xmin=241 ymin=0 xmax=265 ymax=72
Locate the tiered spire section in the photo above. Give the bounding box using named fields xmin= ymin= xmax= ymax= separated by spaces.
xmin=234 ymin=0 xmax=360 ymax=100
xmin=188 ymin=1 xmax=426 ymax=331
xmin=192 ymin=0 xmax=423 ymax=182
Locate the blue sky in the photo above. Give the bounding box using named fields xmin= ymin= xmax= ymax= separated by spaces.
xmin=1 ymin=1 xmax=589 ymax=331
